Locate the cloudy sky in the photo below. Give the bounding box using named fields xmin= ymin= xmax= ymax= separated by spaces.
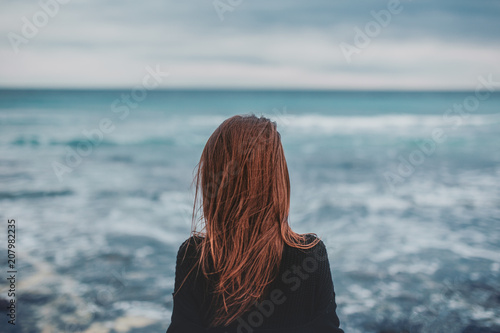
xmin=1 ymin=0 xmax=499 ymax=89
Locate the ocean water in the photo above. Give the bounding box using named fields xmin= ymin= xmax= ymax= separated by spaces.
xmin=0 ymin=89 xmax=499 ymax=333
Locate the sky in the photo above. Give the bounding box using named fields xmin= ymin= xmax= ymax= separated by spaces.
xmin=0 ymin=0 xmax=499 ymax=90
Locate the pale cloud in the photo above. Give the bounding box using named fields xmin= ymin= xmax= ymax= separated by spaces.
xmin=0 ymin=0 xmax=499 ymax=89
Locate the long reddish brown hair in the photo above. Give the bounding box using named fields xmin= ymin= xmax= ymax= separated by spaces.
xmin=191 ymin=114 xmax=319 ymax=327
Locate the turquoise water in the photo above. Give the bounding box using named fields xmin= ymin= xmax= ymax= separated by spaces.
xmin=0 ymin=89 xmax=499 ymax=332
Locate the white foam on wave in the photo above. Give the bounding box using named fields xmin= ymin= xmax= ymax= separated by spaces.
xmin=113 ymin=301 xmax=169 ymax=321
xmin=3 ymin=112 xmax=498 ymax=146
xmin=273 ymin=113 xmax=500 ymax=135
xmin=185 ymin=112 xmax=500 ymax=134
xmin=388 ymin=261 xmax=440 ymax=275
xmin=104 ymin=206 xmax=190 ymax=246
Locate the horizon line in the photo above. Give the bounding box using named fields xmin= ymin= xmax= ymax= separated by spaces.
xmin=0 ymin=87 xmax=497 ymax=94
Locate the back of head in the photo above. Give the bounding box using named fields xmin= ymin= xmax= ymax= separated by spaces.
xmin=192 ymin=114 xmax=318 ymax=327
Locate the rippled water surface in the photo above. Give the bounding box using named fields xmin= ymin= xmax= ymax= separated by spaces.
xmin=0 ymin=90 xmax=499 ymax=333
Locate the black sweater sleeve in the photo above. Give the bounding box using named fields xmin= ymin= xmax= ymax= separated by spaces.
xmin=167 ymin=238 xmax=205 ymax=333
xmin=310 ymin=240 xmax=344 ymax=332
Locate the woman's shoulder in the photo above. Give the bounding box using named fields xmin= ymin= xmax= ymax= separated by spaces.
xmin=176 ymin=235 xmax=204 ymax=263
xmin=304 ymin=233 xmax=323 ymax=246
xmin=295 ymin=233 xmax=327 ymax=250
xmin=283 ymin=234 xmax=329 ymax=262
xmin=179 ymin=234 xmax=203 ymax=249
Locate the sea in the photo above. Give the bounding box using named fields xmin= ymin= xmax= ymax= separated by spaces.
xmin=0 ymin=89 xmax=499 ymax=333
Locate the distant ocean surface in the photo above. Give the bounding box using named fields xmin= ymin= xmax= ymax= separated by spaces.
xmin=0 ymin=89 xmax=499 ymax=333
